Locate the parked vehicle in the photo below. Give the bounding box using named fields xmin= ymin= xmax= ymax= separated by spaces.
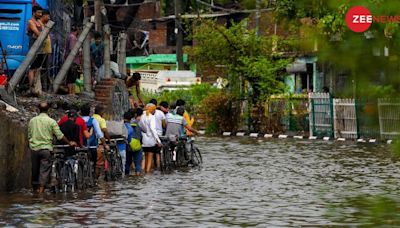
xmin=0 ymin=0 xmax=48 ymax=74
xmin=138 ymin=70 xmax=201 ymax=92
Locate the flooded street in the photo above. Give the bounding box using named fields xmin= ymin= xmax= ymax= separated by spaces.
xmin=0 ymin=137 xmax=399 ymax=227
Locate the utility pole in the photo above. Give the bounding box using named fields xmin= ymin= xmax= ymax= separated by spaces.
xmin=103 ymin=24 xmax=111 ymax=79
xmin=256 ymin=0 xmax=261 ymax=36
xmin=53 ymin=22 xmax=94 ymax=93
xmin=83 ymin=17 xmax=92 ymax=93
xmin=117 ymin=32 xmax=127 ymax=76
xmin=174 ymin=0 xmax=184 ymax=70
xmin=100 ymin=2 xmax=111 ymax=79
xmin=94 ymin=0 xmax=102 ymax=31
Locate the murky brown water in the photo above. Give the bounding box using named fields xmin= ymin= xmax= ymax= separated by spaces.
xmin=0 ymin=137 xmax=398 ymax=227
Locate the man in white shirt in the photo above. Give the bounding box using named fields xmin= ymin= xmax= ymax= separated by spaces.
xmin=150 ymin=99 xmax=166 ymax=170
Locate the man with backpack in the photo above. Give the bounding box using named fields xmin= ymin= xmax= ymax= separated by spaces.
xmin=126 ymin=108 xmax=145 ymax=176
xmin=120 ymin=111 xmax=134 ymax=176
xmin=80 ymin=104 xmax=109 ymax=178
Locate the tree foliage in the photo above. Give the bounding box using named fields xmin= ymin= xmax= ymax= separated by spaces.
xmin=274 ymin=0 xmax=400 ymax=97
xmin=188 ymin=20 xmax=289 ymax=101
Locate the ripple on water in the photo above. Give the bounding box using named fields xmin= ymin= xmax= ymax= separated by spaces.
xmin=0 ymin=137 xmax=397 ymax=226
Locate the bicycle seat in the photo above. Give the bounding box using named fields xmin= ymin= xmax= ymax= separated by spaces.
xmin=159 ymin=136 xmax=169 ymax=142
xmin=53 ymin=144 xmax=70 ymax=149
xmin=110 ymin=135 xmax=124 ymax=139
xmin=53 ymin=145 xmax=69 ymax=154
xmin=178 ymin=136 xmax=188 ymax=141
xmin=75 ymin=147 xmax=89 ymax=153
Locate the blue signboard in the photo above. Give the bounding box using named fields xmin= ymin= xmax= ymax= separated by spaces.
xmin=0 ymin=0 xmax=32 ymax=71
xmin=35 ymin=0 xmax=48 ymax=9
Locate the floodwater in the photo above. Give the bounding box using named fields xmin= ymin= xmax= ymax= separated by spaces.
xmin=0 ymin=137 xmax=399 ymax=227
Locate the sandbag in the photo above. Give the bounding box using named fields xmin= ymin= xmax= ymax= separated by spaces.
xmin=106 ymin=120 xmax=128 ymax=139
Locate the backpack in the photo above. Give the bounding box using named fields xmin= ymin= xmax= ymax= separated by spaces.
xmin=85 ymin=117 xmax=98 ymax=147
xmin=129 ymin=122 xmax=142 ymax=152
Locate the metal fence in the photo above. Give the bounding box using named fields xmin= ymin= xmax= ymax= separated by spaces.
xmin=309 ymin=93 xmax=334 ymax=138
xmin=378 ymin=98 xmax=400 ymax=140
xmin=355 ymin=99 xmax=381 ymax=139
xmin=307 ymin=96 xmax=400 ymax=140
xmin=245 ymin=94 xmax=400 ymax=140
xmin=333 ymin=99 xmax=357 ymax=139
xmin=263 ymin=96 xmax=309 ymax=134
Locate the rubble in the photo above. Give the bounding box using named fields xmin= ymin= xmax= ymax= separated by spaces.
xmin=0 ymin=93 xmax=98 ymax=127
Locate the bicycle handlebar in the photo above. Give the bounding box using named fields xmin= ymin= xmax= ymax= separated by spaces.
xmin=53 ymin=145 xmax=97 ymax=150
xmin=107 ymin=138 xmax=126 ymax=143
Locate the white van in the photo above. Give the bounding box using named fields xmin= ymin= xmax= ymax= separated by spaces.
xmin=138 ymin=70 xmax=201 ymax=92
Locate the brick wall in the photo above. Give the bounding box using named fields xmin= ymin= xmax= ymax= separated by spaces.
xmin=149 ymin=23 xmax=167 ymax=50
xmin=137 ymin=2 xmax=161 ymax=19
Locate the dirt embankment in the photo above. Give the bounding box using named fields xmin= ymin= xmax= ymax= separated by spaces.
xmin=0 ymin=94 xmax=96 ymax=192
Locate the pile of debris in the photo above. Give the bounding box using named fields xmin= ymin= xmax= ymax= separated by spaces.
xmin=0 ymin=94 xmax=97 ymax=127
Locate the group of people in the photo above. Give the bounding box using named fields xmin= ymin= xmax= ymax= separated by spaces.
xmin=27 ymin=5 xmax=138 ymax=96
xmin=28 ymin=98 xmax=199 ymax=193
xmin=27 ymin=5 xmax=52 ymax=96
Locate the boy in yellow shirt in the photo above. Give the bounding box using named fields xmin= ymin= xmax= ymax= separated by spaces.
xmin=176 ymin=99 xmax=194 ymax=136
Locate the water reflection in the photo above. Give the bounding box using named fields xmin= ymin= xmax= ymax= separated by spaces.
xmin=0 ymin=137 xmax=397 ymax=226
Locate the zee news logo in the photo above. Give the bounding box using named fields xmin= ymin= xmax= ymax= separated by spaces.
xmin=345 ymin=6 xmax=400 ymax=33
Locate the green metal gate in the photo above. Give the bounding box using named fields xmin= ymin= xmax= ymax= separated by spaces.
xmin=309 ymin=93 xmax=334 ymax=137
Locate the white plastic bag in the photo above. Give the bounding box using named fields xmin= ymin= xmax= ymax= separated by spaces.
xmin=106 ymin=120 xmax=128 ymax=139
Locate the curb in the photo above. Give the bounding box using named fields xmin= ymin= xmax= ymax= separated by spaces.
xmin=221 ymin=132 xmax=394 ymax=145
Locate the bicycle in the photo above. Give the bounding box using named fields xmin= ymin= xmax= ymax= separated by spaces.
xmin=159 ymin=136 xmax=174 ymax=173
xmin=174 ymin=136 xmax=203 ymax=168
xmin=175 ymin=136 xmax=189 ymax=168
xmin=187 ymin=137 xmax=203 ymax=167
xmin=50 ymin=146 xmax=66 ymax=193
xmin=103 ymin=139 xmax=124 ymax=181
xmin=51 ymin=145 xmax=76 ymax=193
xmin=74 ymin=147 xmax=95 ymax=190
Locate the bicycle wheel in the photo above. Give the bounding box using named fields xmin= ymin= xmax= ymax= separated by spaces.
xmin=61 ymin=163 xmax=69 ymax=192
xmin=53 ymin=159 xmax=64 ymax=193
xmin=75 ymin=160 xmax=85 ymax=190
xmin=63 ymin=161 xmax=75 ymax=192
xmin=104 ymin=156 xmax=111 ymax=182
xmin=161 ymin=144 xmax=171 ymax=172
xmin=191 ymin=146 xmax=203 ymax=167
xmin=176 ymin=144 xmax=188 ymax=167
xmin=85 ymin=159 xmax=95 ymax=188
xmin=113 ymin=153 xmax=123 ymax=180
xmin=164 ymin=146 xmax=173 ymax=172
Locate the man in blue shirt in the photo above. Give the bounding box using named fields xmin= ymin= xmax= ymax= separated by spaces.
xmin=117 ymin=111 xmax=133 ymax=176
xmin=80 ymin=104 xmax=108 ymax=178
xmin=90 ymin=31 xmax=104 ymax=73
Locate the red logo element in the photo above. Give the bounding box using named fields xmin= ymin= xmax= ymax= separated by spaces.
xmin=345 ymin=6 xmax=372 ymax=33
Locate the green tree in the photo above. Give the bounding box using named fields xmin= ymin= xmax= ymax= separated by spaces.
xmin=188 ymin=20 xmax=289 ymax=102
xmin=274 ymin=0 xmax=400 ymax=97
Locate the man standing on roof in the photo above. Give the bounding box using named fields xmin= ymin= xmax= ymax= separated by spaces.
xmin=65 ymin=24 xmax=81 ymax=94
xmin=27 ymin=6 xmax=43 ymax=95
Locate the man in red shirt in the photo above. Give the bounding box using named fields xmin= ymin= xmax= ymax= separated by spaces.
xmin=58 ymin=106 xmax=91 ymax=146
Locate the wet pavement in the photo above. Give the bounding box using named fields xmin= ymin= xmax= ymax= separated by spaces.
xmin=0 ymin=137 xmax=398 ymax=227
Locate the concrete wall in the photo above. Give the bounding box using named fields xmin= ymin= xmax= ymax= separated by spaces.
xmin=0 ymin=111 xmax=31 ymax=192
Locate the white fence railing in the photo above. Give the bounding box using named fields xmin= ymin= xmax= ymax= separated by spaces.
xmin=333 ymin=99 xmax=357 ymax=139
xmin=378 ymin=98 xmax=400 ymax=140
xmin=307 ymin=96 xmax=400 ymax=140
